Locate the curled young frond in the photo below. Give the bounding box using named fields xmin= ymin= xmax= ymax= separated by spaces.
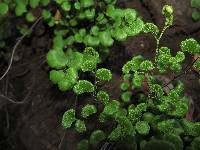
xmin=162 ymin=5 xmax=174 ymax=27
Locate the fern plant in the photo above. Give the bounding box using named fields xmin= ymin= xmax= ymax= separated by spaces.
xmin=119 ymin=4 xmax=200 ymax=150
xmin=61 ymin=5 xmax=200 ymax=150
xmin=2 ymin=1 xmax=199 ymax=149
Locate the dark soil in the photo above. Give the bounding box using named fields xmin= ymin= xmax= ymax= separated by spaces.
xmin=0 ymin=0 xmax=200 ymax=150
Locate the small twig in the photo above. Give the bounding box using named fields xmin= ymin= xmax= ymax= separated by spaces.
xmin=58 ymin=130 xmax=66 ymax=150
xmin=0 ymin=75 xmax=35 ymax=105
xmin=100 ymin=142 xmax=109 ymax=150
xmin=5 ymin=107 xmax=10 ymax=129
xmin=100 ymin=142 xmax=113 ymax=150
xmin=4 ymin=76 xmax=10 ymax=129
xmin=0 ymin=16 xmax=43 ymax=81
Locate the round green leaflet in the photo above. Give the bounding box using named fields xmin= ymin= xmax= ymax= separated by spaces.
xmin=97 ymin=91 xmax=109 ymax=105
xmin=135 ymin=121 xmax=150 ymax=135
xmin=26 ymin=12 xmax=35 ymax=22
xmin=0 ymin=3 xmax=8 ymax=15
xmin=62 ymin=109 xmax=76 ymax=128
xmin=81 ymin=104 xmax=97 ymax=118
xmin=96 ymin=68 xmax=112 ymax=81
xmin=73 ymin=80 xmax=95 ymax=95
xmin=75 ymin=120 xmax=86 ymax=133
xmin=90 ymin=130 xmax=106 ymax=146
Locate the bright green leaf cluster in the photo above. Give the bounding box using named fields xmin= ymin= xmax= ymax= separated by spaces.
xmin=47 ymin=47 xmax=101 ymax=93
xmin=181 ymin=38 xmax=200 ymax=54
xmin=122 ymin=55 xmax=144 ymax=74
xmin=109 ymin=116 xmax=135 ymax=141
xmin=128 ymin=103 xmax=147 ymax=124
xmin=157 ymin=47 xmax=185 ymax=73
xmin=50 ymin=68 xmax=78 ymax=92
xmin=157 ymin=90 xmax=189 ymax=117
